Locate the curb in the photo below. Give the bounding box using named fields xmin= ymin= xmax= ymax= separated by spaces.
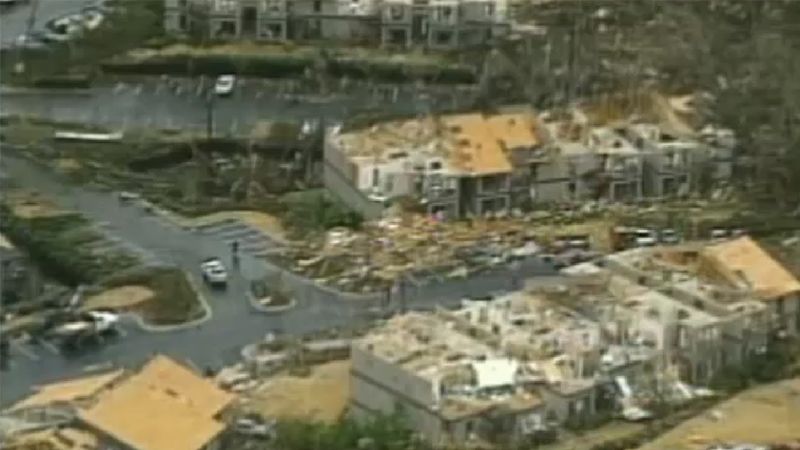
xmin=0 ymin=87 xmax=94 ymax=96
xmin=133 ymin=272 xmax=214 ymax=332
xmin=247 ymin=291 xmax=297 ymax=314
xmin=262 ymin=265 xmax=381 ymax=303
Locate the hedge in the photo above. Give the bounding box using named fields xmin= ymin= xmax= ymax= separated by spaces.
xmin=0 ymin=204 xmax=138 ymax=286
xmin=32 ymin=74 xmax=94 ymax=89
xmin=101 ymin=53 xmax=476 ymax=84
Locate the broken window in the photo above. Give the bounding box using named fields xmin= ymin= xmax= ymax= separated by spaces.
xmin=485 ymin=3 xmax=494 ymax=16
xmin=389 ymin=29 xmax=407 ymax=44
xmin=313 ymin=0 xmax=322 ymax=12
xmin=216 ymin=20 xmax=236 ymax=36
xmin=567 ymin=181 xmax=577 ymax=195
xmin=440 ymin=6 xmax=453 ymax=21
xmin=430 ymin=161 xmax=442 ymax=170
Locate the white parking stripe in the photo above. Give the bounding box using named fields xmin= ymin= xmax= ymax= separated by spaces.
xmin=39 ymin=339 xmax=61 ymax=355
xmin=11 ymin=341 xmax=39 ymax=361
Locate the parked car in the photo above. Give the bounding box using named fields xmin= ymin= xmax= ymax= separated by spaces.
xmin=117 ymin=191 xmax=140 ymax=203
xmin=633 ymin=228 xmax=658 ymax=247
xmin=659 ymin=228 xmax=681 ymax=245
xmin=709 ymin=228 xmax=730 ymax=242
xmin=200 ymin=258 xmax=228 ymax=287
xmin=233 ymin=415 xmax=276 ymax=439
xmin=214 ymin=75 xmax=236 ymax=96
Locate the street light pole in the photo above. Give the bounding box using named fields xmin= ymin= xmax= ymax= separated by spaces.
xmin=205 ymin=92 xmax=215 ymax=139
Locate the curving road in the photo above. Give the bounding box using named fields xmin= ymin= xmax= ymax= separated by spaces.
xmin=0 ymin=152 xmax=556 ymax=407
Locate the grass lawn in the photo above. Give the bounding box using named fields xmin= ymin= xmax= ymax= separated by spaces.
xmin=102 ymin=266 xmax=204 ymax=325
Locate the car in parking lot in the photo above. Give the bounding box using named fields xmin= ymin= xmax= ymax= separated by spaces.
xmin=201 ymin=258 xmax=228 ymax=288
xmin=659 ymin=228 xmax=681 ymax=245
xmin=633 ymin=228 xmax=658 ymax=247
xmin=214 ymin=75 xmax=236 ymax=96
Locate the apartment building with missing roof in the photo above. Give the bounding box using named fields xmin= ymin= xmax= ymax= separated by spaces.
xmin=164 ymin=0 xmax=511 ymax=48
xmin=350 ymin=289 xmax=666 ymax=445
xmin=562 ymin=262 xmax=753 ymax=386
xmin=603 ymin=236 xmax=800 ymax=336
xmin=350 ymin=243 xmax=793 ymax=444
xmin=2 ymin=356 xmax=235 ymax=450
xmin=325 ymin=101 xmax=734 ymax=219
xmin=325 ymin=108 xmax=540 ymax=219
xmin=594 ymin=235 xmax=800 ymax=386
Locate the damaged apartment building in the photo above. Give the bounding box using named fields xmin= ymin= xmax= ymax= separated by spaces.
xmin=164 ymin=0 xmax=512 ymax=48
xmin=602 ymin=235 xmax=800 ymax=339
xmin=324 ymin=103 xmax=735 ymax=220
xmin=350 ymin=287 xmax=670 ymax=445
xmin=349 ymin=237 xmax=799 ymax=445
xmin=1 ymin=355 xmax=235 ymax=450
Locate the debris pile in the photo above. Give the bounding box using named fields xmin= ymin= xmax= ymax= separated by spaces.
xmin=282 ymin=215 xmax=543 ymax=292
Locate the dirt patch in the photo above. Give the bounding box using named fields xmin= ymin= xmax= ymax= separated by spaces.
xmin=540 ymin=422 xmax=645 ymax=450
xmin=243 ymin=360 xmax=350 ymax=424
xmin=638 ymin=377 xmax=800 ymax=449
xmin=5 ymin=191 xmax=69 ymax=219
xmin=55 ymin=158 xmax=82 ymax=173
xmin=80 ymin=285 xmax=154 ymax=312
xmin=102 ymin=267 xmax=203 ymax=325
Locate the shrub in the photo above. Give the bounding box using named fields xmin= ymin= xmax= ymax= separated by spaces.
xmin=0 ymin=204 xmax=138 ymax=286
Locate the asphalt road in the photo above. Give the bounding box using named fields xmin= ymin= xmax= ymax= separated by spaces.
xmin=0 ymin=153 xmax=557 ymax=407
xmin=0 ymin=0 xmax=94 ymax=48
xmin=0 ymin=77 xmax=477 ymax=132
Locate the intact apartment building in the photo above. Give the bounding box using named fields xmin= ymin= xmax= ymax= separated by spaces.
xmin=325 ymin=106 xmax=735 ymax=219
xmin=164 ymin=0 xmax=512 ymax=48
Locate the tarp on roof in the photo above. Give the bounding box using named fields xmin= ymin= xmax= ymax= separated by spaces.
xmin=471 ymin=359 xmax=519 ymax=389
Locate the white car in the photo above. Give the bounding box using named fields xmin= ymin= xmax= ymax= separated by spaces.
xmin=214 ymin=75 xmax=236 ymax=96
xmin=201 ymin=258 xmax=228 ymax=287
xmin=87 ymin=311 xmax=119 ymax=333
xmin=633 ymin=228 xmax=657 ymax=247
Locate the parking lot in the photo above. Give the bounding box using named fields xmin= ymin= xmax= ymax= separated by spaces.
xmin=1 ymin=75 xmax=477 ymax=133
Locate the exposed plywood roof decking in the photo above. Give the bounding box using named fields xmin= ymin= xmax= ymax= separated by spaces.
xmin=334 ymin=109 xmax=543 ymax=176
xmin=78 ymin=356 xmax=234 ymax=450
xmin=10 ymin=370 xmax=124 ymax=411
xmin=701 ymin=236 xmax=800 ymax=300
xmin=442 ymin=114 xmax=514 ymax=175
xmin=4 ymin=427 xmax=99 ymax=450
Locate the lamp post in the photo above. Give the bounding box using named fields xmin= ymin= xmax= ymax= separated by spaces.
xmin=205 ymin=91 xmax=215 ymax=139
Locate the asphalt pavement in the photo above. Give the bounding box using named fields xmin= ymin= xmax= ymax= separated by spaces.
xmin=0 ymin=77 xmax=477 ymax=132
xmin=0 ymin=152 xmax=557 ymax=408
